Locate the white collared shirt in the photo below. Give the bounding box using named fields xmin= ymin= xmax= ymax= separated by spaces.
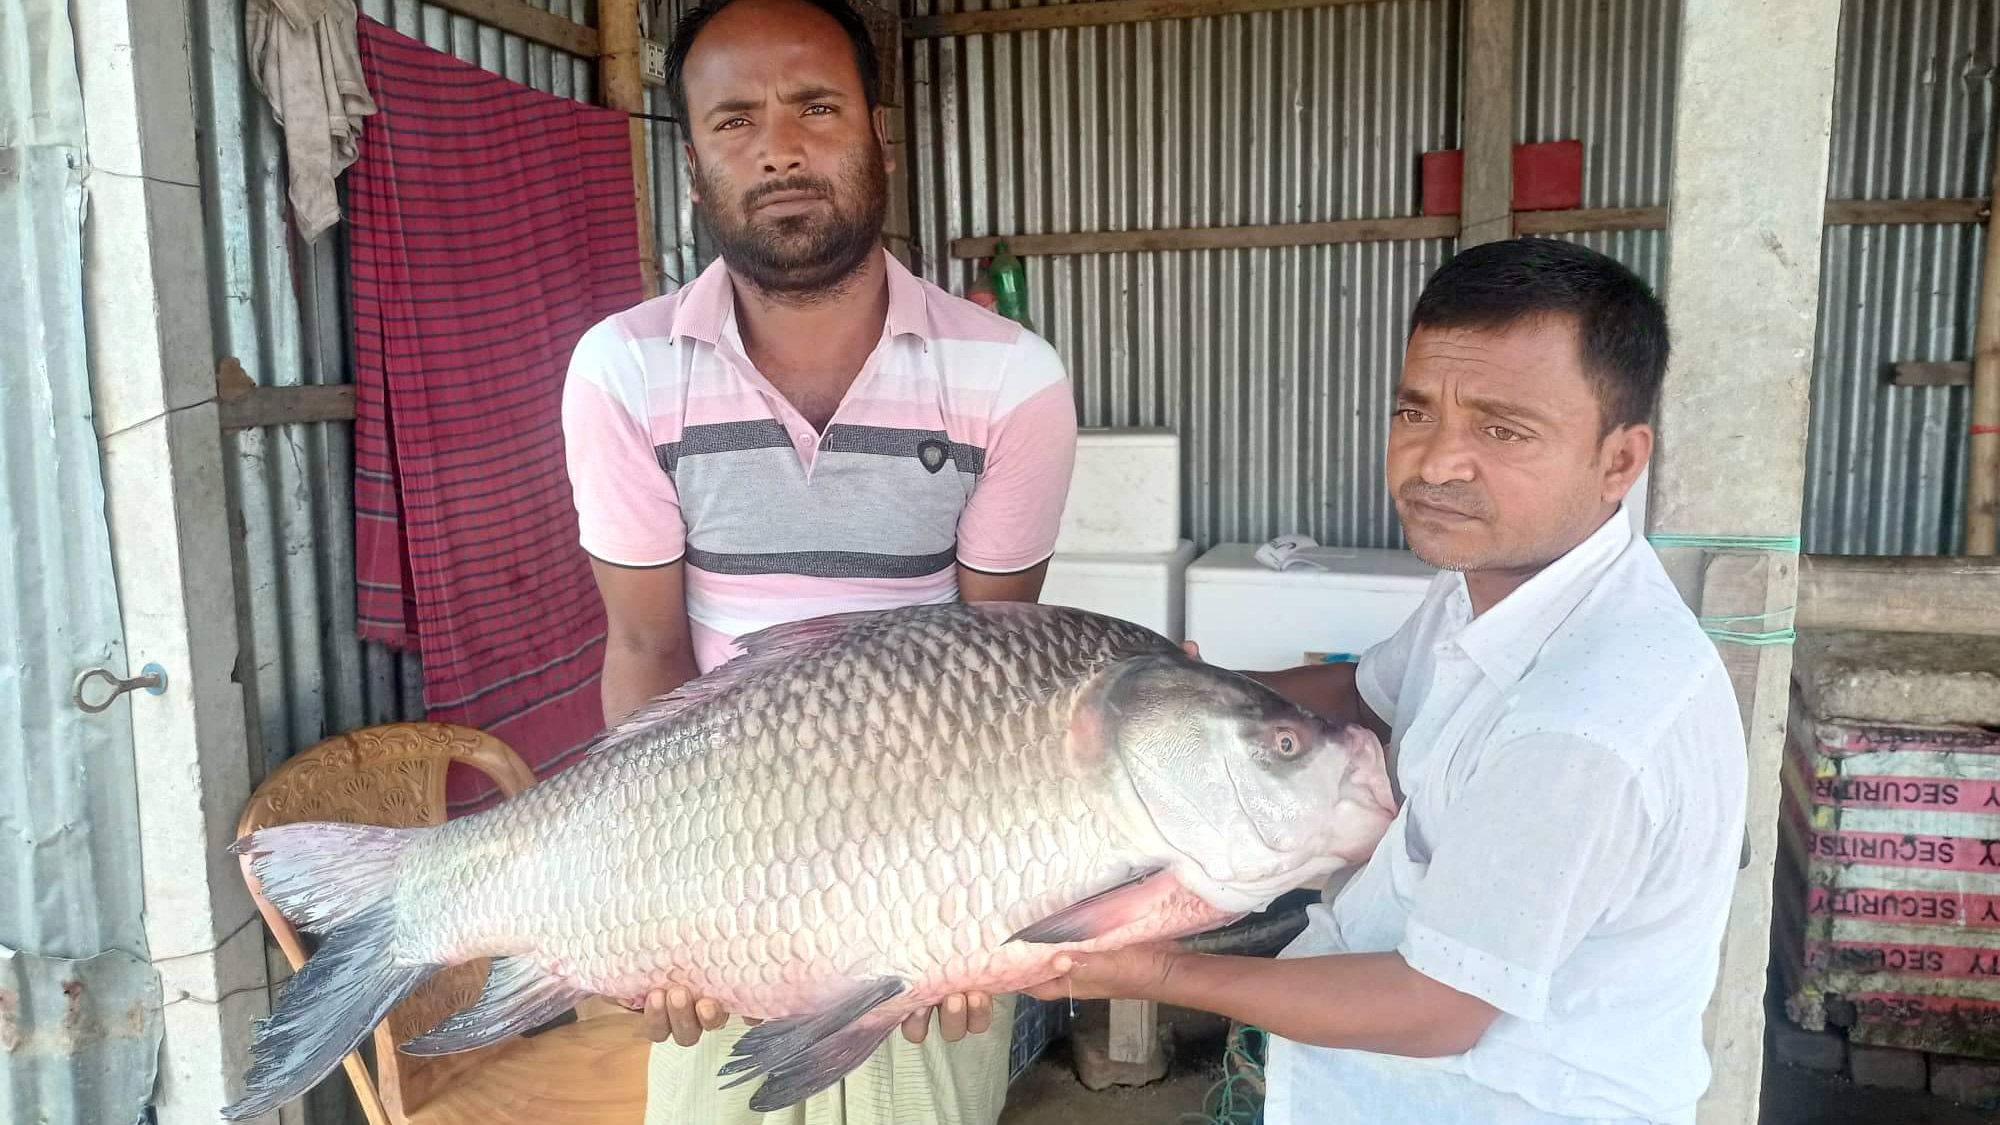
xmin=1268 ymin=509 xmax=1748 ymax=1124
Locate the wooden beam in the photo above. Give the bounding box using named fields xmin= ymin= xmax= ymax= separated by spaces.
xmin=1797 ymin=555 xmax=2000 ymax=637
xmin=1824 ymin=197 xmax=1990 ymax=226
xmin=1514 ymin=206 xmax=1668 ymax=234
xmin=425 ymin=0 xmax=598 ymax=57
xmin=1459 ymin=0 xmax=1516 ymax=247
xmin=1888 ymin=361 xmax=1973 ymax=387
xmin=218 ymin=385 xmax=358 ymax=431
xmin=1970 ymin=114 xmax=2000 ymax=555
xmin=950 ymin=216 xmax=1458 ymax=259
xmin=952 ymin=196 xmax=1991 ymax=263
xmin=906 ymin=0 xmax=1372 ymax=39
xmin=599 ymin=0 xmax=661 ymax=299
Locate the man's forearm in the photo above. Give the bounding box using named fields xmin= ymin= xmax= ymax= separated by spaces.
xmin=1145 ymin=951 xmax=1493 ymax=1058
xmin=1245 ymin=661 xmax=1385 ymax=742
xmin=601 ymin=642 xmax=698 ymax=726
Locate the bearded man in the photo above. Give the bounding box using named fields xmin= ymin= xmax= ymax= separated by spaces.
xmin=558 ymin=1 xmax=1078 ymax=1121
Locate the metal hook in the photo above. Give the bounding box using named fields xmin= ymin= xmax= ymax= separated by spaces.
xmin=72 ymin=663 xmax=169 ymax=714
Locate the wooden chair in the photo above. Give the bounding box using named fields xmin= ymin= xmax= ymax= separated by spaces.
xmin=237 ymin=721 xmax=650 ymax=1124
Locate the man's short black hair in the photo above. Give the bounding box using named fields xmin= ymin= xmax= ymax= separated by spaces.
xmin=1408 ymin=237 xmax=1669 ymax=432
xmin=666 ymin=0 xmax=881 ymax=137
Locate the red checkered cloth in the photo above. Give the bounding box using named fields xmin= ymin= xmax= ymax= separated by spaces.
xmin=348 ymin=17 xmax=641 ymax=811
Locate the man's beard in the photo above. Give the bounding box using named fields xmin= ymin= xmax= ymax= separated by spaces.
xmin=694 ymin=141 xmax=888 ymax=302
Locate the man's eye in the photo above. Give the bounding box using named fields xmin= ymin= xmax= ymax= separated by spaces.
xmin=1394 ymin=409 xmax=1428 ymax=423
xmin=803 ymin=104 xmax=834 ymax=116
xmin=1486 ymin=426 xmax=1524 ymax=442
xmin=716 ymin=117 xmax=751 ymax=130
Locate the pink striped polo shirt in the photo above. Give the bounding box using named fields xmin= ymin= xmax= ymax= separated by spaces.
xmin=561 ymin=251 xmax=1077 ymax=673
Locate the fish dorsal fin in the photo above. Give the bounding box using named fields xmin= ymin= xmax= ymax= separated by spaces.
xmin=584 ymin=609 xmax=888 ymax=756
xmin=1005 ymin=866 xmax=1175 ymax=944
xmin=715 ymin=976 xmax=908 ymax=1111
xmin=396 ymin=955 xmax=582 ymax=1056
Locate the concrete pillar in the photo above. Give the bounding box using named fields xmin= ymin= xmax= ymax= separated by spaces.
xmin=1647 ymin=2 xmax=1842 ymax=1121
xmin=70 ymin=0 xmax=270 ymax=1119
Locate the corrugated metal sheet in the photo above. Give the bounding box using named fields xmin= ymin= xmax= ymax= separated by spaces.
xmin=190 ymin=0 xmax=701 ymax=789
xmin=1806 ymin=0 xmax=1995 ymax=556
xmin=910 ymin=0 xmax=1460 ymax=549
xmin=1515 ymin=0 xmax=1676 ymax=292
xmin=2 ymin=0 xmax=160 ymax=1119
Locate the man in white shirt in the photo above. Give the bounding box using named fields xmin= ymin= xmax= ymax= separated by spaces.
xmin=1023 ymin=237 xmax=1749 ymax=1124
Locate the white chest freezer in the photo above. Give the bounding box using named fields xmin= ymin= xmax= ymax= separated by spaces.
xmin=1184 ymin=543 xmax=1437 ymax=673
xmin=1039 ymin=541 xmax=1198 ymax=642
xmin=1055 ymin=428 xmax=1181 ymax=555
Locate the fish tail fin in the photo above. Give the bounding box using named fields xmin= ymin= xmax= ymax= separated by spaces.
xmin=222 ymin=823 xmax=441 ymax=1120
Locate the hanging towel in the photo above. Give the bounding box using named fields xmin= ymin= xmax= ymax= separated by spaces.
xmin=349 ymin=17 xmax=644 ymax=812
xmin=245 ymin=0 xmax=377 ymax=241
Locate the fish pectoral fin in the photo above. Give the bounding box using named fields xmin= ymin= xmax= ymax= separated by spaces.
xmin=1006 ymin=866 xmax=1177 ymax=944
xmin=396 ymin=955 xmax=584 ymax=1056
xmin=715 ymin=976 xmax=907 ymax=1112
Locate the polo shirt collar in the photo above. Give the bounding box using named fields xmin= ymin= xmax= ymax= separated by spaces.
xmin=670 ymin=249 xmax=933 ymax=347
xmin=1450 ymin=506 xmax=1635 ymax=687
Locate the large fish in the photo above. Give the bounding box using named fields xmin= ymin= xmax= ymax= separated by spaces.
xmin=223 ymin=602 xmax=1396 ymax=1118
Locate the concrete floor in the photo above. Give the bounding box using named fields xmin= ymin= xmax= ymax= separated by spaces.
xmin=998 ymin=1006 xmax=1998 ymax=1125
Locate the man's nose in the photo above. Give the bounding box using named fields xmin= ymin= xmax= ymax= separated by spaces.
xmin=1414 ymin=423 xmax=1478 ymax=484
xmin=759 ymin=114 xmax=806 ymax=176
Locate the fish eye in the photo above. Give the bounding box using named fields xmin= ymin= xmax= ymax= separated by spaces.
xmin=1274 ymin=728 xmax=1302 ymax=759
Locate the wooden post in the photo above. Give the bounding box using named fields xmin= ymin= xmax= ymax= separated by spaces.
xmin=600 ymin=0 xmax=661 ymax=298
xmin=1647 ymin=2 xmax=1842 ymax=1121
xmin=1969 ymin=115 xmax=2000 ymax=555
xmin=1459 ymin=0 xmax=1516 ymax=247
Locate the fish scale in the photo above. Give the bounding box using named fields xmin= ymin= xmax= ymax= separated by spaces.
xmin=399 ymin=611 xmax=1138 ymax=1005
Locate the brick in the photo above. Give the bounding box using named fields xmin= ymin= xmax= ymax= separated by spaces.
xmin=1848 ymin=1044 xmax=1927 ymax=1090
xmin=1768 ymin=1016 xmax=1847 ymax=1073
xmin=1931 ymin=1056 xmax=2000 ymax=1104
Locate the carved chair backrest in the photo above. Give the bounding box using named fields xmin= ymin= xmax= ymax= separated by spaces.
xmin=236 ymin=722 xmax=538 ymax=1122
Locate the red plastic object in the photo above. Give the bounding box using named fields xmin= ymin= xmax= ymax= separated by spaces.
xmin=1421 ymin=139 xmax=1585 ymax=216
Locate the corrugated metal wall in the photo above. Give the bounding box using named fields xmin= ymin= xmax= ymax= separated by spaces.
xmin=190 ymin=0 xmax=701 ymax=788
xmin=1516 ymin=0 xmax=1676 ymax=292
xmin=3 ymin=1 xmax=162 ymax=1120
xmin=909 ymin=0 xmax=1461 ymax=549
xmin=1809 ymin=0 xmax=1995 ymax=555
xmin=911 ymin=0 xmax=1993 ymax=556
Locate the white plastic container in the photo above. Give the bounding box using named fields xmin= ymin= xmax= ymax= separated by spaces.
xmin=1184 ymin=543 xmax=1437 ymax=671
xmin=1055 ymin=428 xmax=1181 ymax=555
xmin=1039 ymin=541 xmax=1198 ymax=642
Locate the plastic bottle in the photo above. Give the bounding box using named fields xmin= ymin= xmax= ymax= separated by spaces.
xmin=989 ymin=242 xmax=1033 ymax=330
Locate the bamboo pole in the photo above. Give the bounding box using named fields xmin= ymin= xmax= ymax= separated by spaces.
xmin=1969 ymin=120 xmax=2000 ymax=555
xmin=599 ymin=0 xmax=660 ymax=298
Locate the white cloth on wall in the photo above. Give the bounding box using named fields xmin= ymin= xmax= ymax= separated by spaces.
xmin=245 ymin=0 xmax=377 ymax=241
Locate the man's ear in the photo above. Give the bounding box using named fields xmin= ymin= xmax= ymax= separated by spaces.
xmin=684 ymin=141 xmax=702 ymax=202
xmin=1601 ymin=423 xmax=1653 ymax=505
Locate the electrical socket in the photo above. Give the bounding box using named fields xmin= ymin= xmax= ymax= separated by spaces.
xmin=641 ymin=39 xmax=667 ymax=87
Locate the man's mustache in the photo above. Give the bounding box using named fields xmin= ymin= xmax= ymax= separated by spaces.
xmin=742 ymin=176 xmax=835 ymax=211
xmin=1397 ymin=480 xmax=1488 ymax=519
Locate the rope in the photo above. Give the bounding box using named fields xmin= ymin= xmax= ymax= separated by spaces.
xmin=1646 ymin=533 xmax=1802 ymax=553
xmin=1179 ymin=1022 xmax=1269 ymax=1125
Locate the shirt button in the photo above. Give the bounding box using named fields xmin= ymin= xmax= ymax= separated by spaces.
xmin=795 ymin=432 xmax=811 ymax=446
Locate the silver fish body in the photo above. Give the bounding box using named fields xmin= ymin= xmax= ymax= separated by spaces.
xmin=226 ymin=602 xmax=1395 ymax=1117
